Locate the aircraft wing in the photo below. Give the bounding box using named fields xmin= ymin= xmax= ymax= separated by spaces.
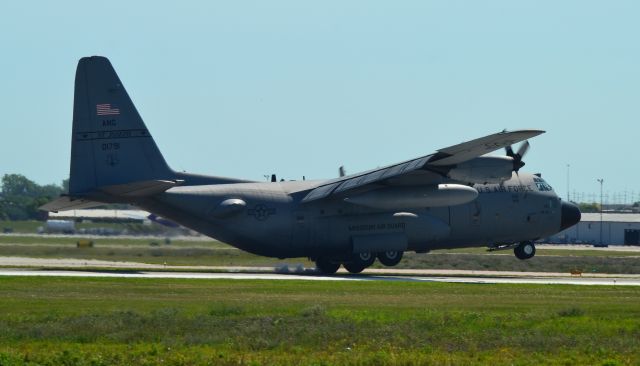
xmin=426 ymin=129 xmax=544 ymax=166
xmin=301 ymin=129 xmax=544 ymax=203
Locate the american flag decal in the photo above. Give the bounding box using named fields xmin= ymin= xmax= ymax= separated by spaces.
xmin=96 ymin=103 xmax=120 ymax=116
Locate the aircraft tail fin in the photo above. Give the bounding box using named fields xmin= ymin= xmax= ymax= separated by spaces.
xmin=69 ymin=56 xmax=175 ymax=196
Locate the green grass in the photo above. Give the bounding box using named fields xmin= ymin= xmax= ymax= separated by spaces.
xmin=435 ymin=246 xmax=640 ymax=257
xmin=0 ymin=220 xmax=42 ymax=233
xmin=0 ymin=220 xmax=182 ymax=236
xmin=0 ymin=277 xmax=638 ymax=365
xmin=533 ymin=248 xmax=640 ymax=257
xmin=383 ymin=252 xmax=640 ymax=274
xmin=0 ymin=235 xmax=304 ymax=267
xmin=0 ymin=245 xmax=304 ymax=267
xmin=0 ymin=220 xmax=135 ymax=234
xmin=0 ymin=235 xmax=229 ymax=248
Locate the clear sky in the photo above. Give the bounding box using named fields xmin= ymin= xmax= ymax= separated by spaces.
xmin=1 ymin=1 xmax=639 ymax=203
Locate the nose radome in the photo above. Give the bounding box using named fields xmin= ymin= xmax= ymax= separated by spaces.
xmin=560 ymin=201 xmax=581 ymax=230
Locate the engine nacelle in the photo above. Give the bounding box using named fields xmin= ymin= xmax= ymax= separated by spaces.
xmin=447 ymin=156 xmax=513 ymax=184
xmin=344 ymin=184 xmax=478 ymax=209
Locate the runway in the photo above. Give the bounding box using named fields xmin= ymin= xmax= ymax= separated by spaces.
xmin=1 ymin=268 xmax=639 ymax=286
xmin=1 ymin=256 xmax=638 ymax=286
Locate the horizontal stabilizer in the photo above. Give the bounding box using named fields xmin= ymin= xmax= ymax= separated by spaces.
xmin=41 ymin=180 xmax=182 ymax=212
xmin=39 ymin=196 xmax=105 ymax=212
xmin=100 ymin=180 xmax=183 ymax=197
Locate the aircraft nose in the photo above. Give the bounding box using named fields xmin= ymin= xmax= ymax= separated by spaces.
xmin=560 ymin=201 xmax=581 ymax=231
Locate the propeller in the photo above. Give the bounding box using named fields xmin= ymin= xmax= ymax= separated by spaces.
xmin=505 ymin=141 xmax=530 ymax=173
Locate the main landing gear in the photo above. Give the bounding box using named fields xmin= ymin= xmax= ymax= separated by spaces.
xmin=314 ymin=250 xmax=405 ymax=275
xmin=377 ymin=251 xmax=403 ymax=267
xmin=314 ymin=257 xmax=341 ymax=274
xmin=343 ymin=252 xmax=376 ymax=274
xmin=514 ymin=241 xmax=536 ymax=260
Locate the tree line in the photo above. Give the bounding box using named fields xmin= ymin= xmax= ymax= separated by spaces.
xmin=0 ymin=174 xmax=67 ymax=220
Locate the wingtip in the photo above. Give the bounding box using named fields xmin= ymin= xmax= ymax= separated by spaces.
xmin=501 ymin=129 xmax=545 ymax=134
xmin=527 ymin=129 xmax=546 ymax=137
xmin=499 ymin=129 xmax=546 ymax=139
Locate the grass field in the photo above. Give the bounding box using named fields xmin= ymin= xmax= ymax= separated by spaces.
xmin=0 ymin=235 xmax=290 ymax=267
xmin=0 ymin=221 xmax=42 ymax=233
xmin=0 ymin=220 xmax=146 ymax=233
xmin=1 ymin=234 xmax=639 ymax=274
xmin=0 ymin=220 xmax=182 ymax=237
xmin=0 ymin=276 xmax=638 ymax=365
xmin=393 ymin=252 xmax=640 ymax=274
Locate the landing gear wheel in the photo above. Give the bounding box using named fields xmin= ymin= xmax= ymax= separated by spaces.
xmin=514 ymin=241 xmax=536 ymax=260
xmin=377 ymin=251 xmax=403 ymax=267
xmin=343 ymin=262 xmax=365 ymax=274
xmin=344 ymin=252 xmax=375 ymax=274
xmin=315 ymin=258 xmax=340 ymax=274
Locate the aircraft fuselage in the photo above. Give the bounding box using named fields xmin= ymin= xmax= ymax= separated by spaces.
xmin=137 ymin=172 xmax=572 ymax=260
xmin=45 ymin=56 xmax=582 ymax=274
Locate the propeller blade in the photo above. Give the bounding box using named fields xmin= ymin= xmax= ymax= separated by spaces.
xmin=505 ymin=141 xmax=530 ymax=173
xmin=516 ymin=141 xmax=530 ymax=159
xmin=505 ymin=145 xmax=515 ymax=158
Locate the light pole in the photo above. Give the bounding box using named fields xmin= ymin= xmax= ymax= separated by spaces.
xmin=566 ymin=164 xmax=570 ymax=201
xmin=597 ymin=179 xmax=604 ymax=245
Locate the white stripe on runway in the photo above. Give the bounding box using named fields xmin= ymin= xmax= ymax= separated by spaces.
xmin=0 ymin=269 xmax=638 ymax=286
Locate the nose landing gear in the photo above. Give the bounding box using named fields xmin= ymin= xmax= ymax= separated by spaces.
xmin=514 ymin=241 xmax=536 ymax=260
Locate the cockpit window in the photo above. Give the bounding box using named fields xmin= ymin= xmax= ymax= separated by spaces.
xmin=533 ymin=177 xmax=553 ymax=192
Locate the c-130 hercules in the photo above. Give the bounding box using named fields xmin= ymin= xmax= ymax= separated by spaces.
xmin=43 ymin=56 xmax=581 ymax=274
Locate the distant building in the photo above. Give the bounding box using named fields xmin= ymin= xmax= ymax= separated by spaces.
xmin=551 ymin=213 xmax=640 ymax=245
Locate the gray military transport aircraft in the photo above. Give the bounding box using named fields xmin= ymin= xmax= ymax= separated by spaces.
xmin=43 ymin=56 xmax=581 ymax=274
